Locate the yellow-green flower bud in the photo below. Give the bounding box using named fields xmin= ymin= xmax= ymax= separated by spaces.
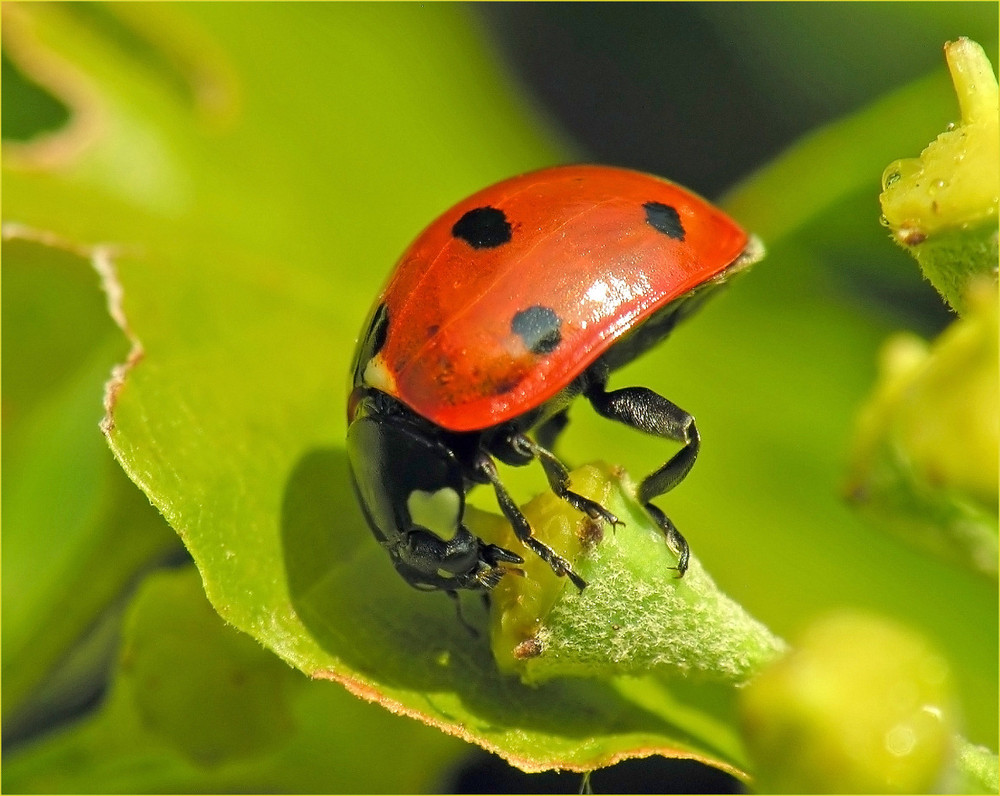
xmin=740 ymin=612 xmax=956 ymax=794
xmin=845 ymin=281 xmax=999 ymax=578
xmin=471 ymin=463 xmax=785 ymax=684
xmin=880 ymin=38 xmax=999 ymax=314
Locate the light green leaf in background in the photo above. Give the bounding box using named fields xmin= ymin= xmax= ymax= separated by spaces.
xmin=3 ymin=567 xmax=466 ymax=793
xmin=2 ymin=234 xmax=181 ymax=733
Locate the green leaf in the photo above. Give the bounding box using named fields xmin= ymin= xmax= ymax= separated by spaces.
xmin=4 ymin=2 xmax=996 ymax=783
xmin=1 ymin=233 xmax=179 ymax=728
xmin=954 ymin=737 xmax=1000 ymax=795
xmin=484 ymin=464 xmax=785 ymax=684
xmin=121 ymin=570 xmax=298 ymax=767
xmin=3 ymin=567 xmax=467 ymax=793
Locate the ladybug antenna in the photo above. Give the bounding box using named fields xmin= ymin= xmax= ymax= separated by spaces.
xmin=445 ymin=590 xmax=480 ymax=637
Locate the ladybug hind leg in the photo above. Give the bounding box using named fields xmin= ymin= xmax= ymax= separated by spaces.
xmin=585 ymin=382 xmax=697 ymax=576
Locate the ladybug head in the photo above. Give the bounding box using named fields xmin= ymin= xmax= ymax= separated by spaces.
xmin=346 ymin=404 xmax=520 ymax=592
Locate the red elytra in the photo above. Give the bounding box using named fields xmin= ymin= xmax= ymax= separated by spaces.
xmin=364 ymin=164 xmax=751 ymax=433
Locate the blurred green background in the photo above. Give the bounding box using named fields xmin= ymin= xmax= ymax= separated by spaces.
xmin=3 ymin=3 xmax=996 ymax=792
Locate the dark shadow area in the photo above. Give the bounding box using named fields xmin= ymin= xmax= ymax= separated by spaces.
xmin=445 ymin=747 xmax=744 ymax=794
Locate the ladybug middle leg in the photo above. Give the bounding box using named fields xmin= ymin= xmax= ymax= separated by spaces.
xmin=508 ymin=433 xmax=620 ymax=529
xmin=534 ymin=408 xmax=570 ymax=451
xmin=584 ymin=381 xmax=697 ymax=576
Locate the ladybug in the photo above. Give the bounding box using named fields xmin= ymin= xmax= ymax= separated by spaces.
xmin=348 ymin=165 xmax=762 ymax=597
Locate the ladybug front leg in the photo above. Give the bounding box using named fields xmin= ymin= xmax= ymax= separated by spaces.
xmin=474 ymin=452 xmax=588 ymax=590
xmin=585 ymin=383 xmax=697 ymax=576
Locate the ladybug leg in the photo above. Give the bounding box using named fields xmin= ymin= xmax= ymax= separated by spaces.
xmin=474 ymin=452 xmax=588 ymax=590
xmin=534 ymin=408 xmax=570 ymax=451
xmin=445 ymin=590 xmax=479 ymax=636
xmin=510 ymin=434 xmax=620 ymax=528
xmin=585 ymin=383 xmax=697 ymax=576
xmin=585 ymin=384 xmax=701 ymax=494
xmin=641 ymin=503 xmax=690 ymax=577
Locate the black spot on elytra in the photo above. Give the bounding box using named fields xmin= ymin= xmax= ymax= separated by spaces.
xmin=452 ymin=206 xmax=512 ymax=249
xmin=643 ymin=201 xmax=685 ymax=240
xmin=511 ymin=305 xmax=562 ymax=355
